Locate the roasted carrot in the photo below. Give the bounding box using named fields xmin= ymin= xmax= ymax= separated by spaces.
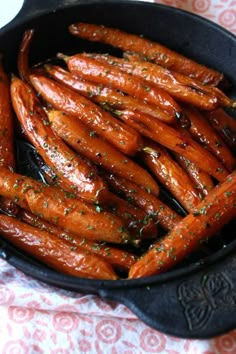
xmin=113 ymin=109 xmax=229 ymax=182
xmin=0 ymin=55 xmax=15 ymax=170
xmin=174 ymin=154 xmax=214 ymax=197
xmin=141 ymin=140 xmax=201 ymax=213
xmin=58 ymin=53 xmax=182 ymax=121
xmin=29 ymin=73 xmax=142 ymax=156
xmin=104 ymin=192 xmax=157 ymax=240
xmin=69 ymin=23 xmax=224 ymax=85
xmin=129 ymin=170 xmax=236 ymax=278
xmin=0 ymin=213 xmax=118 ymax=280
xmin=0 ymin=55 xmax=19 ymax=216
xmin=183 ymin=105 xmax=235 ymax=172
xmin=48 ymin=109 xmax=159 ymax=195
xmin=45 ymin=64 xmax=174 ymax=123
xmin=103 ymin=172 xmax=182 ymax=231
xmin=19 ymin=209 xmax=138 ymax=271
xmin=171 ymin=127 xmax=215 ymax=196
xmin=205 ymin=108 xmax=236 ymax=152
xmin=124 ymin=53 xmax=236 ymax=108
xmin=0 ymin=168 xmax=131 ymax=244
xmin=11 ymin=75 xmax=109 ymax=204
xmin=17 ymin=29 xmax=34 ymax=83
xmin=87 ymin=53 xmax=223 ymax=111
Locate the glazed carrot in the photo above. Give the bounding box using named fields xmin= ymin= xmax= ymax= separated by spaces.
xmin=69 ymin=23 xmax=224 ymax=85
xmin=183 ymin=105 xmax=235 ymax=172
xmin=0 ymin=55 xmax=15 ymax=170
xmin=205 ymin=108 xmax=236 ymax=152
xmin=124 ymin=53 xmax=236 ymax=108
xmin=174 ymin=154 xmax=214 ymax=197
xmin=29 ymin=73 xmax=142 ymax=156
xmin=58 ymin=53 xmax=182 ymax=121
xmin=0 ymin=214 xmax=118 ymax=280
xmin=17 ymin=29 xmax=34 ymax=83
xmin=11 ymin=75 xmax=109 ymax=204
xmin=48 ymin=109 xmax=159 ymax=195
xmin=129 ymin=170 xmax=236 ymax=278
xmin=103 ymin=172 xmax=182 ymax=231
xmin=113 ymin=109 xmax=229 ymax=182
xmin=87 ymin=53 xmax=221 ymax=111
xmin=0 ymin=168 xmax=131 ymax=244
xmin=141 ymin=140 xmax=201 ymax=213
xmin=104 ymin=192 xmax=157 ymax=240
xmin=45 ymin=64 xmax=173 ymax=123
xmin=19 ymin=209 xmax=138 ymax=271
xmin=0 ymin=56 xmax=19 ymax=216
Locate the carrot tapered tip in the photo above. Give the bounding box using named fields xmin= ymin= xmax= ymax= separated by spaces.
xmin=44 ymin=64 xmax=53 ymax=72
xmin=142 ymin=146 xmax=160 ymax=158
xmin=20 ymin=29 xmax=35 ymax=48
xmin=10 ymin=73 xmax=18 ymax=82
xmin=57 ymin=53 xmax=70 ymax=62
xmin=232 ymin=101 xmax=236 ymax=108
xmin=68 ymin=24 xmax=80 ymax=34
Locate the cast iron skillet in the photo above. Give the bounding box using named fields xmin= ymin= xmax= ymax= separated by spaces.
xmin=0 ymin=0 xmax=236 ymax=339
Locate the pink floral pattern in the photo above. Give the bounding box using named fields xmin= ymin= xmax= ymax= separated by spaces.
xmin=214 ymin=331 xmax=236 ymax=354
xmin=154 ymin=0 xmax=236 ymax=34
xmin=0 ymin=1 xmax=236 ymax=353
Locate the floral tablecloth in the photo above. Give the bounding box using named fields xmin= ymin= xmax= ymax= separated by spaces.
xmin=0 ymin=1 xmax=236 ymax=353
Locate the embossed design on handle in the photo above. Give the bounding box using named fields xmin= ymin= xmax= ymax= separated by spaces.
xmin=177 ymin=272 xmax=236 ymax=331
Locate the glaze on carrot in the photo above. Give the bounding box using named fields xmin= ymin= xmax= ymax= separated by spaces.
xmin=0 ymin=56 xmax=15 ymax=170
xmin=0 ymin=168 xmax=131 ymax=244
xmin=183 ymin=105 xmax=235 ymax=172
xmin=141 ymin=140 xmax=201 ymax=213
xmin=103 ymin=172 xmax=182 ymax=231
xmin=0 ymin=214 xmax=118 ymax=279
xmin=113 ymin=109 xmax=229 ymax=182
xmin=45 ymin=64 xmax=173 ymax=123
xmin=129 ymin=171 xmax=236 ymax=278
xmin=19 ymin=209 xmax=138 ymax=271
xmin=59 ymin=53 xmax=182 ymax=121
xmin=174 ymin=154 xmax=214 ymax=197
xmin=124 ymin=53 xmax=236 ymax=108
xmin=29 ymin=73 xmax=142 ymax=156
xmin=11 ymin=75 xmax=109 ymax=204
xmin=86 ymin=53 xmax=221 ymax=111
xmin=205 ymin=108 xmax=236 ymax=152
xmin=48 ymin=109 xmax=159 ymax=195
xmin=0 ymin=56 xmax=19 ymax=216
xmin=69 ymin=23 xmax=224 ymax=85
xmin=104 ymin=192 xmax=158 ymax=240
xmin=17 ymin=29 xmax=34 ymax=83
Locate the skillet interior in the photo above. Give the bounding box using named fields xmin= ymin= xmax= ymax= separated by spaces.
xmin=0 ymin=0 xmax=236 ymax=338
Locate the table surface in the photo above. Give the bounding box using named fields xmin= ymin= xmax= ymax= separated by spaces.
xmin=0 ymin=1 xmax=236 ymax=353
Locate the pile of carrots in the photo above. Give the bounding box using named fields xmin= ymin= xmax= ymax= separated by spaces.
xmin=0 ymin=23 xmax=235 ymax=280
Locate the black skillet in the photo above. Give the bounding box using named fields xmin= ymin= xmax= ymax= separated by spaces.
xmin=0 ymin=0 xmax=236 ymax=339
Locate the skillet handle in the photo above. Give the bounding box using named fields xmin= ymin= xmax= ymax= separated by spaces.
xmin=99 ymin=251 xmax=236 ymax=339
